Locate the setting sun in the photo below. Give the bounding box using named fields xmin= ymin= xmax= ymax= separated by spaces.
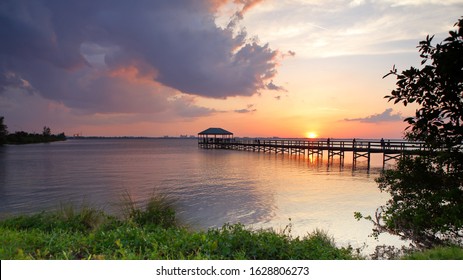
xmin=306 ymin=132 xmax=318 ymax=139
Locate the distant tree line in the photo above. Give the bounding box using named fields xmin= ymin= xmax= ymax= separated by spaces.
xmin=0 ymin=117 xmax=66 ymax=145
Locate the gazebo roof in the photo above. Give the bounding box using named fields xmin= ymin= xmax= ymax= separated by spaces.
xmin=198 ymin=127 xmax=233 ymax=135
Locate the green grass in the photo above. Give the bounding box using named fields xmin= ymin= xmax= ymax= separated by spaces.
xmin=2 ymin=195 xmax=460 ymax=260
xmin=0 ymin=195 xmax=355 ymax=260
xmin=402 ymin=246 xmax=463 ymax=260
xmin=0 ymin=222 xmax=355 ymax=260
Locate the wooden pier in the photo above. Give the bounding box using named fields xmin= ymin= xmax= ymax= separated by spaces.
xmin=198 ymin=138 xmax=429 ymax=169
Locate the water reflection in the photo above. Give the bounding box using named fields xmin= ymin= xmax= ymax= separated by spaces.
xmin=0 ymin=147 xmax=7 ymax=208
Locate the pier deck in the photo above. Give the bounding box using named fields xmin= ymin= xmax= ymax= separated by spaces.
xmin=198 ymin=138 xmax=430 ymax=169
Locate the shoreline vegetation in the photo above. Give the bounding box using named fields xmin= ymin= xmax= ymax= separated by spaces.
xmin=5 ymin=130 xmax=66 ymax=145
xmin=1 ymin=194 xmax=462 ymax=260
xmin=0 ymin=117 xmax=66 ymax=145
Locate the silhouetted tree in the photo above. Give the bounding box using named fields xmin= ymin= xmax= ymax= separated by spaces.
xmin=42 ymin=126 xmax=51 ymax=137
xmin=2 ymin=122 xmax=65 ymax=144
xmin=0 ymin=116 xmax=8 ymax=145
xmin=357 ymin=17 xmax=463 ymax=249
xmin=384 ymin=18 xmax=463 ymax=149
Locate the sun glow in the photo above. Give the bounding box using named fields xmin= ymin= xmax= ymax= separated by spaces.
xmin=306 ymin=132 xmax=318 ymax=139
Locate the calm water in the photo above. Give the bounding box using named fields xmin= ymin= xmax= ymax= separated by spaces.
xmin=0 ymin=138 xmax=404 ymax=252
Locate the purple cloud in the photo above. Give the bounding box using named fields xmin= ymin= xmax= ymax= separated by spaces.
xmin=266 ymin=80 xmax=286 ymax=91
xmin=0 ymin=0 xmax=281 ymax=115
xmin=344 ymin=108 xmax=403 ymax=123
xmin=235 ymin=104 xmax=257 ymax=113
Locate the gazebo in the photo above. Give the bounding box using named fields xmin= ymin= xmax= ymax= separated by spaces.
xmin=198 ymin=127 xmax=234 ymax=148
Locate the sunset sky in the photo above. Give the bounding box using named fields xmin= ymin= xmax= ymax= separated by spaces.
xmin=1 ymin=0 xmax=462 ymax=138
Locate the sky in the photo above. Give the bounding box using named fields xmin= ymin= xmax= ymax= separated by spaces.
xmin=1 ymin=0 xmax=462 ymax=138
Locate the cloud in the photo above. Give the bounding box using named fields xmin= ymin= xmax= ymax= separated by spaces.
xmin=0 ymin=0 xmax=280 ymax=116
xmin=245 ymin=0 xmax=463 ymax=58
xmin=266 ymin=80 xmax=286 ymax=91
xmin=344 ymin=108 xmax=403 ymax=123
xmin=227 ymin=0 xmax=264 ymax=29
xmin=169 ymin=96 xmax=217 ymax=118
xmin=286 ymin=50 xmax=296 ymax=57
xmin=0 ymin=72 xmax=37 ymax=95
xmin=383 ymin=0 xmax=463 ymax=6
xmin=235 ymin=104 xmax=256 ymax=113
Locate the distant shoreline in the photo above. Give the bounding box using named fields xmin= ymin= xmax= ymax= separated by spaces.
xmin=66 ymin=136 xmax=198 ymax=140
xmin=66 ymin=136 xmax=407 ymax=141
xmin=5 ymin=133 xmax=66 ymax=145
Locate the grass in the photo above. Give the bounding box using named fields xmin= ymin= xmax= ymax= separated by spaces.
xmin=0 ymin=222 xmax=355 ymax=260
xmin=118 ymin=191 xmax=177 ymax=229
xmin=1 ymin=194 xmax=460 ymax=260
xmin=402 ymin=246 xmax=463 ymax=260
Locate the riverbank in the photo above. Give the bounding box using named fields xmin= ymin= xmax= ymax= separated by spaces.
xmin=1 ymin=197 xmax=462 ymax=260
xmin=0 ymin=196 xmax=356 ymax=260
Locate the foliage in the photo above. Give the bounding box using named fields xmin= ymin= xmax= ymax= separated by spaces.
xmin=0 ymin=205 xmax=111 ymax=233
xmin=362 ymin=17 xmax=463 ymax=249
xmin=378 ymin=157 xmax=463 ymax=247
xmin=0 ymin=116 xmax=7 ymax=145
xmin=42 ymin=126 xmax=51 ymax=137
xmin=383 ymin=17 xmax=463 ymax=148
xmin=402 ymin=246 xmax=463 ymax=260
xmin=367 ymin=245 xmax=411 ymax=260
xmin=0 ymin=199 xmax=355 ymax=260
xmin=356 ymin=156 xmax=463 ymax=248
xmin=203 ymin=225 xmax=353 ymax=260
xmin=0 ymin=116 xmax=66 ymax=144
xmin=6 ymin=131 xmax=66 ymax=144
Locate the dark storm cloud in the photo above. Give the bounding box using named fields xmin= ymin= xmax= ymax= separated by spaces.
xmin=0 ymin=0 xmax=280 ymax=113
xmin=344 ymin=108 xmax=403 ymax=123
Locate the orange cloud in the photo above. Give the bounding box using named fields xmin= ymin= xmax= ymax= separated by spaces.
xmin=236 ymin=0 xmax=263 ymax=14
xmin=208 ymin=0 xmax=263 ymax=14
xmin=108 ymin=65 xmax=159 ymax=86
